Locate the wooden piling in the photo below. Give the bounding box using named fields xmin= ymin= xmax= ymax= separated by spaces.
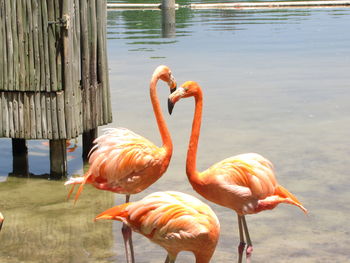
xmin=12 ymin=138 xmax=29 ymax=176
xmin=49 ymin=139 xmax=67 ymax=178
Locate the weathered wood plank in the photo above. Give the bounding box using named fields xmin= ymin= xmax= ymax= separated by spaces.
xmin=2 ymin=92 xmax=9 ymax=137
xmin=23 ymin=92 xmax=30 ymax=138
xmin=41 ymin=0 xmax=50 ymax=91
xmin=32 ymin=0 xmax=41 ymax=92
xmin=26 ymin=0 xmax=36 ymax=91
xmin=4 ymin=0 xmax=12 ymax=91
xmin=54 ymin=0 xmax=62 ymax=91
xmin=47 ymin=0 xmax=57 ymax=91
xmin=0 ymin=1 xmax=4 ymax=91
xmin=80 ymin=0 xmax=90 ymax=132
xmin=62 ymin=0 xmax=72 ymax=138
xmin=18 ymin=92 xmax=24 ymax=138
xmin=40 ymin=92 xmax=47 ymax=138
xmin=57 ymin=91 xmax=67 ymax=138
xmin=12 ymin=92 xmax=20 ymax=137
xmin=10 ymin=1 xmax=19 ymax=91
xmin=101 ymin=0 xmax=112 ymax=124
xmin=50 ymin=92 xmax=58 ymax=139
xmin=89 ymin=0 xmax=97 ymax=87
xmin=23 ymin=0 xmax=29 ymax=91
xmin=8 ymin=93 xmax=14 ymax=137
xmin=45 ymin=92 xmax=52 ymax=139
xmin=34 ymin=91 xmax=42 ymax=138
xmin=16 ymin=0 xmax=26 ymax=91
xmin=29 ymin=92 xmax=36 ymax=138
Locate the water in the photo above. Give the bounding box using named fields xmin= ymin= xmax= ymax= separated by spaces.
xmin=1 ymin=6 xmax=350 ymax=263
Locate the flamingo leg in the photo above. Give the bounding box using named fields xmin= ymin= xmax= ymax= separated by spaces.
xmin=122 ymin=195 xmax=135 ymax=263
xmin=237 ymin=215 xmax=245 ymax=263
xmin=164 ymin=254 xmax=176 ymax=263
xmin=241 ymin=215 xmax=253 ymax=263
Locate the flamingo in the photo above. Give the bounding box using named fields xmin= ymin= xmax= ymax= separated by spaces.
xmin=95 ymin=191 xmax=220 ymax=263
xmin=65 ymin=65 xmax=177 ymax=263
xmin=167 ymin=81 xmax=307 ymax=263
xmin=0 ymin=212 xmax=3 ymax=231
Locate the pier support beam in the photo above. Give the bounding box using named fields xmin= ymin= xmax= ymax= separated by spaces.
xmin=82 ymin=128 xmax=98 ymax=161
xmin=11 ymin=139 xmax=29 ymax=176
xmin=50 ymin=139 xmax=67 ymax=178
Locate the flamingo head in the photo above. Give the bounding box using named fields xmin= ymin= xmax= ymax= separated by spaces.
xmin=153 ymin=65 xmax=177 ymax=94
xmin=168 ymin=81 xmax=201 ymax=114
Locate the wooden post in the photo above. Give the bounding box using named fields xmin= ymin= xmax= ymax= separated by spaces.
xmin=82 ymin=128 xmax=97 ymax=161
xmin=11 ymin=138 xmax=28 ymax=176
xmin=49 ymin=139 xmax=67 ymax=178
xmin=161 ymin=0 xmax=175 ymax=9
xmin=161 ymin=8 xmax=176 ymax=38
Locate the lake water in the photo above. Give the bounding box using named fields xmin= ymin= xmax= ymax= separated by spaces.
xmin=1 ymin=5 xmax=350 ymax=263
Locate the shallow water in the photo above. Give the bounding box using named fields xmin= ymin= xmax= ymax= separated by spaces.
xmin=1 ymin=6 xmax=350 ymax=263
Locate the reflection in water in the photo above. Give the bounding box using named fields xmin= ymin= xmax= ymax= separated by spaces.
xmin=1 ymin=6 xmax=350 ymax=263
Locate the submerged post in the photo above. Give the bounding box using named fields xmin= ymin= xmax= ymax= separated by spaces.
xmin=161 ymin=7 xmax=176 ymax=38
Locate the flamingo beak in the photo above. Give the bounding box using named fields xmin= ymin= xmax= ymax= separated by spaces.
xmin=168 ymin=98 xmax=175 ymax=115
xmin=169 ymin=75 xmax=177 ymax=95
xmin=0 ymin=213 xmax=4 ymax=232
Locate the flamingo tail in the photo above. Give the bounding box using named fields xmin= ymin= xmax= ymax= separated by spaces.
xmin=255 ymin=185 xmax=307 ymax=214
xmin=275 ymin=185 xmax=307 ymax=213
xmin=73 ymin=173 xmax=93 ymax=204
xmin=64 ymin=173 xmax=92 ymax=204
xmin=94 ymin=203 xmax=130 ymax=222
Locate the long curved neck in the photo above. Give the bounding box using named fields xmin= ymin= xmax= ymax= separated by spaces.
xmin=186 ymin=89 xmax=203 ymax=183
xmin=150 ymin=76 xmax=172 ymax=154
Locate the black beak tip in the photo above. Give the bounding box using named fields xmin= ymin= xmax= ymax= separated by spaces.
xmin=168 ymin=98 xmax=174 ymax=115
xmin=170 ymin=87 xmax=176 ymax=94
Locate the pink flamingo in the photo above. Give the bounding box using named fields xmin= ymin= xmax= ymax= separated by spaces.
xmin=168 ymin=81 xmax=307 ymax=263
xmin=95 ymin=191 xmax=220 ymax=263
xmin=65 ymin=65 xmax=177 ymax=263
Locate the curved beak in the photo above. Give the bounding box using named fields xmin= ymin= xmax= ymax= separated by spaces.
xmin=168 ymin=98 xmax=175 ymax=115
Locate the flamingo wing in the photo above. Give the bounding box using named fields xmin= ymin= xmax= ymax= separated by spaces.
xmin=206 ymin=153 xmax=277 ymax=197
xmin=96 ymin=191 xmax=220 ymax=253
xmin=88 ymin=128 xmax=166 ymax=188
xmin=65 ymin=128 xmax=166 ymax=201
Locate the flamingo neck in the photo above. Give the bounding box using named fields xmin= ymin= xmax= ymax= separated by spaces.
xmin=150 ymin=77 xmax=172 ymax=156
xmin=186 ymin=89 xmax=203 ymax=185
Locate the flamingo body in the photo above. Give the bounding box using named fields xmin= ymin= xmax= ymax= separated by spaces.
xmin=79 ymin=127 xmax=169 ymax=195
xmin=95 ymin=191 xmax=220 ymax=263
xmin=65 ymin=65 xmax=176 ymax=201
xmin=195 ymin=153 xmax=306 ymax=215
xmin=168 ymin=81 xmax=307 ymax=262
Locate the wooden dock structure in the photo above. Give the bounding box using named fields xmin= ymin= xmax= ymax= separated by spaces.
xmin=0 ymin=0 xmax=112 ymax=177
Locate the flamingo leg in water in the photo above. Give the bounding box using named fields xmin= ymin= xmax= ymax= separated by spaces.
xmin=242 ymin=215 xmax=253 ymax=263
xmin=237 ymin=215 xmax=246 ymax=263
xmin=122 ymin=194 xmax=135 ymax=263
